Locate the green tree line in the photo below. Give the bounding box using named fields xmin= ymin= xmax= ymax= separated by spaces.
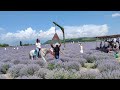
xmin=44 ymin=37 xmax=99 ymax=44
xmin=0 ymin=44 xmax=9 ymax=47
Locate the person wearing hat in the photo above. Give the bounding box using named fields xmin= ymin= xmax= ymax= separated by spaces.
xmin=51 ymin=42 xmax=61 ymax=60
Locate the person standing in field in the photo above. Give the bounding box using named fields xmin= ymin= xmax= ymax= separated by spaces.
xmin=100 ymin=41 xmax=102 ymax=49
xmin=116 ymin=41 xmax=119 ymax=50
xmin=35 ymin=38 xmax=41 ymax=58
xmin=51 ymin=42 xmax=61 ymax=60
xmin=79 ymin=43 xmax=83 ymax=53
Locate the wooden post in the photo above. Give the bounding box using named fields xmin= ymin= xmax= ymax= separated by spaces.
xmin=63 ymin=34 xmax=65 ymax=48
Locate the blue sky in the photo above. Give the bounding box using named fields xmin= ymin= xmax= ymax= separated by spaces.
xmin=0 ymin=11 xmax=120 ymax=45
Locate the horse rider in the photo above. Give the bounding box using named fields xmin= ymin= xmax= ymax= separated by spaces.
xmin=35 ymin=38 xmax=41 ymax=58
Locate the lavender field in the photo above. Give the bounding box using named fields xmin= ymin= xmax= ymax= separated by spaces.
xmin=0 ymin=42 xmax=120 ymax=79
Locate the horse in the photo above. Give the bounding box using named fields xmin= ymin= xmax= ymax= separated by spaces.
xmin=29 ymin=48 xmax=54 ymax=62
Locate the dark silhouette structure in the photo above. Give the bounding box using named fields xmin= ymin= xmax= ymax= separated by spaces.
xmin=20 ymin=41 xmax=22 ymax=46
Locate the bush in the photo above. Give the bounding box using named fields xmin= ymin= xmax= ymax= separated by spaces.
xmin=62 ymin=61 xmax=81 ymax=71
xmin=0 ymin=75 xmax=6 ymax=79
xmin=77 ymin=58 xmax=87 ymax=67
xmin=83 ymin=63 xmax=96 ymax=69
xmin=97 ymin=60 xmax=120 ymax=72
xmin=11 ymin=59 xmax=20 ymax=65
xmin=60 ymin=57 xmax=72 ymax=62
xmin=8 ymin=64 xmax=26 ymax=78
xmin=0 ymin=44 xmax=9 ymax=47
xmin=23 ymin=43 xmax=30 ymax=46
xmin=1 ymin=64 xmax=10 ymax=74
xmin=45 ymin=68 xmax=77 ymax=79
xmin=85 ymin=55 xmax=96 ymax=63
xmin=19 ymin=64 xmax=40 ymax=77
xmin=32 ymin=60 xmax=46 ymax=68
xmin=98 ymin=70 xmax=120 ymax=79
xmin=0 ymin=63 xmax=12 ymax=74
xmin=35 ymin=68 xmax=50 ymax=79
xmin=19 ymin=60 xmax=29 ymax=64
xmin=75 ymin=70 xmax=100 ymax=79
xmin=47 ymin=63 xmax=55 ymax=70
xmin=16 ymin=75 xmax=41 ymax=79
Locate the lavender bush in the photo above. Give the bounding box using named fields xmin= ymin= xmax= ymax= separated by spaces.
xmin=45 ymin=68 xmax=77 ymax=79
xmin=8 ymin=64 xmax=26 ymax=78
xmin=75 ymin=69 xmax=100 ymax=79
xmin=0 ymin=62 xmax=13 ymax=74
xmin=61 ymin=61 xmax=81 ymax=71
xmin=16 ymin=75 xmax=41 ymax=79
xmin=35 ymin=68 xmax=50 ymax=79
xmin=0 ymin=74 xmax=6 ymax=79
xmin=19 ymin=64 xmax=40 ymax=77
xmin=97 ymin=60 xmax=120 ymax=72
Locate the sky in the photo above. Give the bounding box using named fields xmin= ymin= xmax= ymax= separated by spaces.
xmin=0 ymin=11 xmax=120 ymax=46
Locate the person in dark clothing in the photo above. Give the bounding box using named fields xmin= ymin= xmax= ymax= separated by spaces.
xmin=51 ymin=43 xmax=61 ymax=59
xmin=100 ymin=41 xmax=102 ymax=49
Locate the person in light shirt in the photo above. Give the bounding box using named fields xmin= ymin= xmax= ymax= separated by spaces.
xmin=35 ymin=38 xmax=41 ymax=58
xmin=79 ymin=43 xmax=83 ymax=53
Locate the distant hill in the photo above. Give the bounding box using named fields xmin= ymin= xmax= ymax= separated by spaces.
xmin=43 ymin=37 xmax=99 ymax=44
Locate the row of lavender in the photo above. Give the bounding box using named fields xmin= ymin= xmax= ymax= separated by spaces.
xmin=0 ymin=42 xmax=120 ymax=79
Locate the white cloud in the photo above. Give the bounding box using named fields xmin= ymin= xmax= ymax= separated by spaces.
xmin=63 ymin=24 xmax=108 ymax=38
xmin=0 ymin=24 xmax=109 ymax=45
xmin=112 ymin=13 xmax=120 ymax=18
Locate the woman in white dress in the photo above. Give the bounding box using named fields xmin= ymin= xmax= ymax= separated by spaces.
xmin=79 ymin=43 xmax=83 ymax=53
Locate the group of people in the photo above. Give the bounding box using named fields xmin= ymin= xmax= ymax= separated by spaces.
xmin=3 ymin=37 xmax=84 ymax=62
xmin=34 ymin=38 xmax=62 ymax=60
xmin=99 ymin=38 xmax=120 ymax=54
xmin=34 ymin=38 xmax=84 ymax=61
